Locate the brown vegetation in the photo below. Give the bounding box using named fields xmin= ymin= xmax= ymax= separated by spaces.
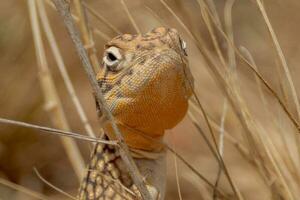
xmin=0 ymin=0 xmax=300 ymax=199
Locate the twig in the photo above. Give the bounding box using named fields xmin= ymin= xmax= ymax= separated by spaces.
xmin=34 ymin=168 xmax=77 ymax=200
xmin=95 ymin=109 xmax=229 ymax=198
xmin=144 ymin=6 xmax=167 ymax=27
xmin=255 ymin=0 xmax=300 ymax=169
xmin=241 ymin=46 xmax=300 ymax=181
xmin=0 ymin=117 xmax=117 ymax=145
xmin=192 ymin=89 xmax=240 ymax=199
xmin=195 ymin=3 xmax=295 ymax=197
xmin=255 ymin=0 xmax=300 ymax=121
xmin=51 ymin=0 xmax=152 ymax=199
xmin=159 ymin=3 xmax=239 ymax=197
xmin=120 ymin=0 xmax=141 ymax=34
xmin=182 ymin=173 xmax=212 ymax=200
xmin=240 ymin=46 xmax=300 ymax=195
xmin=199 ymin=1 xmax=300 ymax=133
xmin=170 ymin=132 xmax=183 ymax=200
xmin=82 ymin=2 xmax=122 ymax=35
xmin=198 ymin=0 xmax=227 ymax=68
xmin=28 ymin=0 xmax=84 ymax=180
xmin=189 ymin=101 xmax=251 ymax=161
xmin=166 ymin=146 xmax=229 ymax=199
xmin=0 ymin=177 xmax=52 ymax=200
xmin=204 ymin=0 xmax=222 ymax=28
xmin=44 ymin=0 xmax=110 ymax=41
xmin=188 ymin=111 xmax=221 ymax=163
xmin=73 ymin=0 xmax=100 ymax=73
xmin=37 ymin=0 xmax=96 ymax=139
xmin=212 ymin=0 xmax=233 ymax=198
xmin=159 ymin=0 xmax=194 ymax=40
xmin=213 ymin=99 xmax=228 ymax=199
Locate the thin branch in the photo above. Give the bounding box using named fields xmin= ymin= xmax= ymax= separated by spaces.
xmin=170 ymin=133 xmax=183 ymax=200
xmin=255 ymin=0 xmax=300 ymax=121
xmin=196 ymin=3 xmax=295 ymax=197
xmin=0 ymin=117 xmax=117 ymax=145
xmin=166 ymin=146 xmax=229 ymax=199
xmin=212 ymin=0 xmax=234 ymax=197
xmin=198 ymin=0 xmax=227 ymax=68
xmin=189 ymin=101 xmax=251 ymax=161
xmin=199 ymin=1 xmax=300 ymax=133
xmin=120 ymin=0 xmax=141 ymax=34
xmin=109 ymin=116 xmax=229 ymax=198
xmin=213 ymin=99 xmax=228 ymax=199
xmin=0 ymin=177 xmax=52 ymax=200
xmin=28 ymin=0 xmax=84 ymax=180
xmin=44 ymin=0 xmax=110 ymax=41
xmin=51 ymin=1 xmax=152 ymax=199
xmin=158 ymin=2 xmax=239 ymax=197
xmin=37 ymin=0 xmax=96 ymax=139
xmin=73 ymin=0 xmax=100 ymax=73
xmin=82 ymin=2 xmax=122 ymax=35
xmin=204 ymin=0 xmax=222 ymax=28
xmin=144 ymin=6 xmax=167 ymax=27
xmin=34 ymin=168 xmax=77 ymax=200
xmin=255 ymin=0 xmax=300 ymax=169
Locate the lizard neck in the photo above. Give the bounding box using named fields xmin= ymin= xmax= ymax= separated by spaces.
xmin=78 ymin=135 xmax=167 ymax=200
xmin=104 ymin=122 xmax=166 ymax=152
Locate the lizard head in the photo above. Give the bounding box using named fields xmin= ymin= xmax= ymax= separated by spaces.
xmin=97 ymin=27 xmax=194 ymax=152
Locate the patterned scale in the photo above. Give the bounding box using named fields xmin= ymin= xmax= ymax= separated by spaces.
xmin=78 ymin=27 xmax=194 ymax=200
xmin=78 ymin=137 xmax=137 ymax=200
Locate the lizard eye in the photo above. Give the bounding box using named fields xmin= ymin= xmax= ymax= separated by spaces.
xmin=179 ymin=37 xmax=188 ymax=56
xmin=103 ymin=46 xmax=123 ymax=71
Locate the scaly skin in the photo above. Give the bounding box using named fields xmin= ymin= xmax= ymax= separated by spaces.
xmin=78 ymin=27 xmax=194 ymax=200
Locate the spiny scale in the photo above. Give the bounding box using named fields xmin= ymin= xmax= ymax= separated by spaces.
xmin=78 ymin=137 xmax=138 ymax=200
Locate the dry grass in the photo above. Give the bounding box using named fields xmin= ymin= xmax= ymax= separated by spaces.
xmin=0 ymin=0 xmax=300 ymax=200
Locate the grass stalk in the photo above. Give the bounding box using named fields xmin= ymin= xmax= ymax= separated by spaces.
xmin=156 ymin=1 xmax=240 ymax=198
xmin=82 ymin=2 xmax=121 ymax=35
xmin=0 ymin=118 xmax=117 ymax=145
xmin=34 ymin=168 xmax=77 ymax=200
xmin=120 ymin=0 xmax=141 ymax=34
xmin=200 ymin=2 xmax=300 ymax=133
xmin=255 ymin=0 xmax=300 ymax=121
xmin=0 ymin=177 xmax=52 ymax=200
xmin=255 ymin=0 xmax=300 ymax=171
xmin=37 ymin=0 xmax=96 ymax=139
xmin=51 ymin=0 xmax=152 ymax=199
xmin=28 ymin=0 xmax=85 ymax=181
xmin=73 ymin=0 xmax=101 ymax=73
xmin=44 ymin=0 xmax=110 ymax=41
xmin=240 ymin=46 xmax=300 ymax=180
xmin=170 ymin=133 xmax=183 ymax=200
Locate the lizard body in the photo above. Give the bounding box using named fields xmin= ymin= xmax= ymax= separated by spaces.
xmin=78 ymin=27 xmax=194 ymax=200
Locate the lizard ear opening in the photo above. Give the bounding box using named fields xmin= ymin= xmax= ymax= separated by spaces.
xmin=103 ymin=46 xmax=123 ymax=71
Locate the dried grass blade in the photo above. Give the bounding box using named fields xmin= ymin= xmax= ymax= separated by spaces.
xmin=37 ymin=0 xmax=96 ymax=139
xmin=120 ymin=0 xmax=141 ymax=34
xmin=82 ymin=2 xmax=122 ymax=35
xmin=0 ymin=117 xmax=117 ymax=145
xmin=73 ymin=0 xmax=101 ymax=72
xmin=51 ymin=0 xmax=152 ymax=199
xmin=34 ymin=168 xmax=77 ymax=200
xmin=27 ymin=0 xmax=85 ymax=180
xmin=0 ymin=177 xmax=52 ymax=200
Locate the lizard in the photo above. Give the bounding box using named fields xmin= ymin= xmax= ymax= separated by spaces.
xmin=78 ymin=27 xmax=194 ymax=200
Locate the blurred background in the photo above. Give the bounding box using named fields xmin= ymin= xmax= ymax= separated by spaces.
xmin=0 ymin=0 xmax=300 ymax=199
